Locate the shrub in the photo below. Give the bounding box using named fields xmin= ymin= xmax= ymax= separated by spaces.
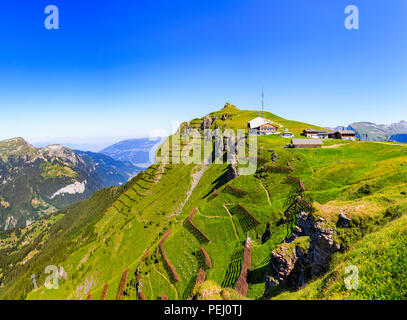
xmin=383 ymin=205 xmax=402 ymax=219
xmin=357 ymin=184 xmax=373 ymax=195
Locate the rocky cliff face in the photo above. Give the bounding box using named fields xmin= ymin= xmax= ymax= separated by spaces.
xmin=266 ymin=212 xmax=340 ymax=290
xmin=0 ymin=138 xmax=137 ymax=231
xmin=41 ymin=144 xmax=86 ymax=167
xmin=226 ymin=154 xmax=239 ymax=182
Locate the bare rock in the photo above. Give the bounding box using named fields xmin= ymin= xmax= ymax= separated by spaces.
xmin=226 ymin=154 xmax=239 ymax=182
xmin=337 ymin=212 xmax=352 ymax=228
xmin=201 ymin=116 xmax=213 ymax=130
xmin=266 ymin=212 xmax=340 ymax=290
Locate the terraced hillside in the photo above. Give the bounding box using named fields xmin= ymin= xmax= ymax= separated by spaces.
xmin=1 ymin=103 xmax=406 ymax=300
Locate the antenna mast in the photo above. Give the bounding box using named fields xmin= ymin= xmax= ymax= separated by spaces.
xmin=261 ymin=90 xmax=264 ymax=118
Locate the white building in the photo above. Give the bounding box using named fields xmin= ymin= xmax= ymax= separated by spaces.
xmin=248 ymin=117 xmax=281 ymax=135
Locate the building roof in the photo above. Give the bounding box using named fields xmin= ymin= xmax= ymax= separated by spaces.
xmin=248 ymin=117 xmax=278 ymax=129
xmin=291 ymin=138 xmax=323 ymax=145
xmin=338 ymin=130 xmax=356 ymax=135
xmin=303 ymin=129 xmax=328 ymax=134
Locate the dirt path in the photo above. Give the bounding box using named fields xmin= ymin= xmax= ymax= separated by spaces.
xmin=171 ymin=164 xmax=208 ymax=217
xmin=147 ymin=275 xmax=154 ymax=298
xmin=152 ymin=263 xmax=178 ymax=299
xmin=259 ymin=181 xmax=271 ymax=206
xmin=153 ymin=163 xmax=166 ymax=183
xmin=196 ymin=208 xmax=228 ymax=219
xmin=374 ymin=141 xmax=407 ymax=147
xmin=223 ymin=204 xmax=240 ymax=242
xmin=322 ymin=144 xmax=345 ymax=149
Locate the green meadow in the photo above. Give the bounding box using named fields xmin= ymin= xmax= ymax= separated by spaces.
xmin=1 ymin=104 xmax=406 ymax=300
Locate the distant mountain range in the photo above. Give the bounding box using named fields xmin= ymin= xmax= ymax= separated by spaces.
xmin=99 ymin=137 xmax=162 ymax=168
xmin=0 ymin=138 xmax=140 ymax=231
xmin=34 ymin=141 xmax=118 ymax=153
xmin=74 ymin=150 xmax=141 ymax=185
xmin=327 ymin=121 xmax=407 ymax=142
xmin=34 ymin=137 xmax=162 ymax=167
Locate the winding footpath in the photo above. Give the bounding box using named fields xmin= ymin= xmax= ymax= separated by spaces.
xmin=171 ymin=163 xmax=208 ymax=217
xmin=152 ymin=263 xmax=179 ymax=299
xmin=259 ymin=181 xmax=272 ymax=206
xmin=223 ymin=204 xmax=240 ymax=242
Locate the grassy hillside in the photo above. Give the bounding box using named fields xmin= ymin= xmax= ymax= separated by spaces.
xmin=273 ymin=213 xmax=407 ymax=300
xmin=1 ymin=103 xmax=406 ymax=300
xmin=0 ymin=184 xmax=124 ymax=299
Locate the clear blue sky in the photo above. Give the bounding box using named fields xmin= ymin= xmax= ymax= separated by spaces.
xmin=0 ymin=0 xmax=406 ymax=146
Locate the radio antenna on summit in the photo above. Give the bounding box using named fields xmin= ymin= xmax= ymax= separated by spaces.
xmin=261 ymin=90 xmax=264 ymax=118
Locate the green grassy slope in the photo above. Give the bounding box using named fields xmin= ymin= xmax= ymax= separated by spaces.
xmin=273 ymin=213 xmax=407 ymax=300
xmin=0 ymin=185 xmax=123 ymax=299
xmin=1 ymin=103 xmax=407 ymax=300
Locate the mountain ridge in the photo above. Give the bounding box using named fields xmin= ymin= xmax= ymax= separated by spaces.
xmin=327 ymin=120 xmax=407 ymax=142
xmin=0 ymin=138 xmax=141 ymax=231
xmin=1 ymin=104 xmax=406 ymax=300
xmin=99 ymin=137 xmax=162 ymax=168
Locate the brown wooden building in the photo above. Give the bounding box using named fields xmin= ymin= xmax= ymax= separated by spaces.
xmin=291 ymin=138 xmax=323 ymax=148
xmin=333 ymin=130 xmax=356 ymax=140
xmin=303 ymin=129 xmax=329 ymax=139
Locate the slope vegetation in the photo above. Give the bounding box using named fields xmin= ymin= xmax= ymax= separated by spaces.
xmin=1 ymin=103 xmax=406 ymax=300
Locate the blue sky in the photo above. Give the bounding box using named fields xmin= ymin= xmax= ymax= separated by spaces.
xmin=0 ymin=0 xmax=406 ymax=148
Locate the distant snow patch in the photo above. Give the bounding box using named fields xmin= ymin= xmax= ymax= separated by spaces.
xmin=51 ymin=180 xmax=87 ymax=199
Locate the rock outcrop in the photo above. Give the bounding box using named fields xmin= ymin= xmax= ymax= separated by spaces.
xmin=266 ymin=212 xmax=340 ymax=290
xmin=266 ymin=239 xmax=309 ymax=289
xmin=201 ymin=116 xmax=213 ymax=130
xmin=200 ymin=113 xmax=232 ymax=131
xmin=337 ymin=212 xmax=352 ymax=228
xmin=227 ymin=154 xmax=239 ymax=181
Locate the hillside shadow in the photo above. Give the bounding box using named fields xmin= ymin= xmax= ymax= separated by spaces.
xmin=182 ymin=275 xmax=198 ymax=300
xmin=248 ymin=265 xmax=269 ymax=285
xmin=203 ymin=168 xmax=229 ymax=199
